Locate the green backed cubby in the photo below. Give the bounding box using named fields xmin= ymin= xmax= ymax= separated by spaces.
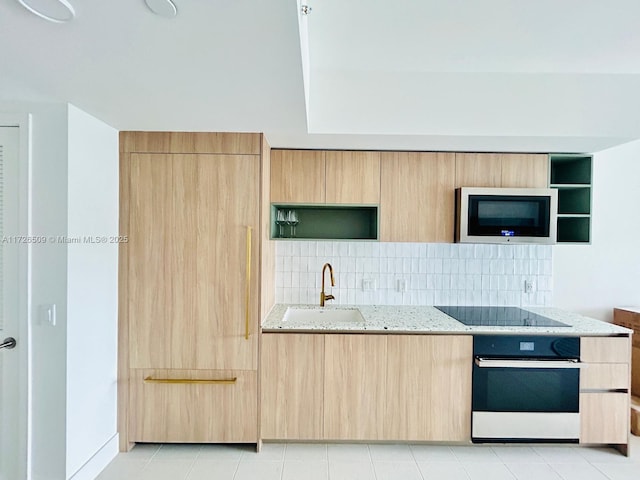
xmin=271 ymin=204 xmax=379 ymax=240
xmin=549 ymin=154 xmax=593 ymax=244
xmin=557 ymin=187 xmax=591 ymax=215
xmin=557 ymin=217 xmax=591 ymax=243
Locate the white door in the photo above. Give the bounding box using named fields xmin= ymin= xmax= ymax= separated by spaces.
xmin=0 ymin=125 xmax=28 ymax=480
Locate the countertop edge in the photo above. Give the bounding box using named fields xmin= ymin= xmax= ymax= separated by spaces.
xmin=261 ymin=304 xmax=633 ymax=336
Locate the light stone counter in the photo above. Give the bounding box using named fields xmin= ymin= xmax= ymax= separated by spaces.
xmin=262 ymin=304 xmax=632 ymax=336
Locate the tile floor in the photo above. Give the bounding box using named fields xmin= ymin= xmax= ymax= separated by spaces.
xmin=98 ymin=435 xmax=640 ymax=480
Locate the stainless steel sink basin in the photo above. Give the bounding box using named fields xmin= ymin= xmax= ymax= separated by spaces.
xmin=283 ymin=307 xmax=364 ymax=323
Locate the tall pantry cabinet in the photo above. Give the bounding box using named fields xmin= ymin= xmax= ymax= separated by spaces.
xmin=118 ymin=132 xmax=273 ymax=450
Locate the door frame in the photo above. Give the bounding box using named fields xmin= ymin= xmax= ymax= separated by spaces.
xmin=0 ymin=113 xmax=32 ymax=479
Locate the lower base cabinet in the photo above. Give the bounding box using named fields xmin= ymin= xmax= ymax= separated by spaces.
xmin=324 ymin=335 xmax=388 ymax=440
xmin=579 ymin=336 xmax=631 ymax=447
xmin=260 ymin=334 xmax=324 ymax=439
xmin=260 ymin=333 xmax=473 ymax=442
xmin=580 ymin=393 xmax=628 ymax=444
xmin=384 ymin=335 xmax=472 ymax=441
xmin=129 ymin=369 xmax=257 ymax=443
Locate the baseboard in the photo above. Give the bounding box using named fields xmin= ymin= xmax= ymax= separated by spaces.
xmin=68 ymin=433 xmax=119 ymax=480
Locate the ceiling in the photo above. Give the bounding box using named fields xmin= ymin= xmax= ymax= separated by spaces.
xmin=2 ymin=0 xmax=640 ymax=152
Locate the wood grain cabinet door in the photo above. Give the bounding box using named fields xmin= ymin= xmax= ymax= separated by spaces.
xmin=455 ymin=153 xmax=548 ymax=189
xmin=580 ymin=393 xmax=629 ymax=444
xmin=129 ymin=369 xmax=257 ymax=443
xmin=579 ymin=336 xmax=631 ymax=446
xmin=128 ymin=153 xmax=260 ymax=371
xmin=324 ymin=335 xmax=387 ymax=440
xmin=325 ymin=151 xmax=380 ymax=204
xmin=380 ymin=152 xmax=455 ymax=242
xmin=500 ymin=154 xmax=549 ymax=188
xmin=270 ymin=150 xmax=325 ymax=203
xmin=261 ymin=334 xmax=324 ymax=440
xmin=384 ymin=335 xmax=472 ymax=441
xmin=455 ymin=153 xmax=502 ymax=188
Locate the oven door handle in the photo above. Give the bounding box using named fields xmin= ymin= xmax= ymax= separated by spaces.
xmin=475 ymin=357 xmax=582 ymax=369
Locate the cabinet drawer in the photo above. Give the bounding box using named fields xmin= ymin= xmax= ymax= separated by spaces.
xmin=129 ymin=369 xmax=257 ymax=443
xmin=581 ymin=337 xmax=630 ymax=363
xmin=580 ymin=363 xmax=629 ymax=390
xmin=580 ymin=392 xmax=628 ymax=444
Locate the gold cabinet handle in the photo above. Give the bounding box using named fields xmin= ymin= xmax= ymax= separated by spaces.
xmin=245 ymin=226 xmax=252 ymax=340
xmin=144 ymin=376 xmax=237 ymax=385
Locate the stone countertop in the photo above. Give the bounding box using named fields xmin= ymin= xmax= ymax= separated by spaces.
xmin=262 ymin=304 xmax=633 ymax=336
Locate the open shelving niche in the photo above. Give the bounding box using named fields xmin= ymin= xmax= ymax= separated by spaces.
xmin=549 ymin=154 xmax=593 ymax=244
xmin=270 ymin=204 xmax=379 ymax=240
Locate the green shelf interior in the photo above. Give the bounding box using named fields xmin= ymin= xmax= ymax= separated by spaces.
xmin=271 ymin=204 xmax=378 ymax=240
xmin=557 ymin=217 xmax=590 ymax=243
xmin=550 ymin=155 xmax=592 ymax=185
xmin=557 ymin=187 xmax=591 ymax=215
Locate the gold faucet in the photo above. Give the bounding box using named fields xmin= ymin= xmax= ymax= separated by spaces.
xmin=320 ymin=263 xmax=335 ymax=307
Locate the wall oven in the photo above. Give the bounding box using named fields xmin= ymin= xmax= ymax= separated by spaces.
xmin=472 ymin=335 xmax=581 ymax=442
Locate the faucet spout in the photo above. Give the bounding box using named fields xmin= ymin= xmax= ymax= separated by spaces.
xmin=320 ymin=263 xmax=336 ymax=307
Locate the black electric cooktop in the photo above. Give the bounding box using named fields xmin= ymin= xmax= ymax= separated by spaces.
xmin=435 ymin=306 xmax=570 ymax=327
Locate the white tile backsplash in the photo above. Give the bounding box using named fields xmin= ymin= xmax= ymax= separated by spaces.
xmin=275 ymin=242 xmax=553 ymax=307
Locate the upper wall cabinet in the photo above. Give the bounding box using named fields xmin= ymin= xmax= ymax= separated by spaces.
xmin=271 ymin=150 xmax=325 ymax=203
xmin=455 ymin=153 xmax=502 ymax=187
xmin=270 ymin=150 xmax=381 ymax=240
xmin=270 ymin=149 xmax=381 ymax=204
xmin=501 ymin=154 xmax=549 ymax=187
xmin=455 ymin=153 xmax=549 ymax=189
xmin=380 ymin=152 xmax=456 ymax=243
xmin=325 ymin=151 xmax=381 ymax=204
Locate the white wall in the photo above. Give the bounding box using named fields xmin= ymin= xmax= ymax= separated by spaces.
xmin=65 ymin=105 xmax=118 ymax=479
xmin=21 ymin=102 xmax=69 ymax=480
xmin=276 ymin=242 xmax=553 ymax=307
xmin=0 ymin=102 xmax=119 ymax=480
xmin=553 ymin=139 xmax=640 ymax=321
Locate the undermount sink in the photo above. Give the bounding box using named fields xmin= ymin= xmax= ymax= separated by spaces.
xmin=283 ymin=307 xmax=365 ymax=323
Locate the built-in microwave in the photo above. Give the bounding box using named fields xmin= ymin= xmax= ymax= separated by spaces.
xmin=455 ymin=187 xmax=558 ymax=244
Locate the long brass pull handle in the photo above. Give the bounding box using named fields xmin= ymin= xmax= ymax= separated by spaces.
xmin=245 ymin=226 xmax=252 ymax=340
xmin=144 ymin=377 xmax=237 ymax=385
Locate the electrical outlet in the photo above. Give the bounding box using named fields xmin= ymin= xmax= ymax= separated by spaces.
xmin=396 ymin=278 xmax=407 ymax=292
xmin=524 ymin=279 xmax=535 ymax=294
xmin=362 ymin=278 xmax=376 ymax=291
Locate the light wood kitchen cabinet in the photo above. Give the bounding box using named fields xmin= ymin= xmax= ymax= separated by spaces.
xmin=579 ymin=336 xmax=631 ymax=447
xmin=580 ymin=337 xmax=630 ymax=363
xmin=384 ymin=335 xmax=472 ymax=441
xmin=501 ymin=154 xmax=549 ymax=187
xmin=270 ymin=149 xmax=381 ymax=205
xmin=455 ymin=153 xmax=548 ymax=188
xmin=324 ymin=335 xmax=388 ymax=440
xmin=261 ymin=334 xmax=324 ymax=440
xmin=580 ymin=363 xmax=629 ymax=390
xmin=325 ymin=151 xmax=380 ymax=204
xmin=129 ymin=369 xmax=257 ymax=443
xmin=380 ymin=152 xmax=456 ymax=242
xmin=120 ymin=132 xmax=273 ymax=449
xmin=128 ymin=153 xmax=260 ymax=371
xmin=260 ymin=333 xmax=473 ymax=442
xmin=270 ymin=149 xmax=325 ymax=203
xmin=580 ymin=393 xmax=629 ymax=444
xmin=455 ymin=153 xmax=502 ymax=188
